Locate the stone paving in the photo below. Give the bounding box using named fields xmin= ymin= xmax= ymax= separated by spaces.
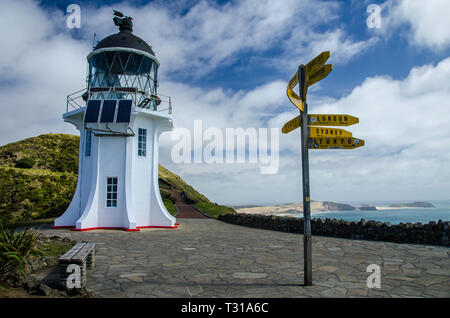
xmin=40 ymin=218 xmax=450 ymax=298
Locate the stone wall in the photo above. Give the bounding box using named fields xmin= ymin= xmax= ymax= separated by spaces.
xmin=218 ymin=213 xmax=450 ymax=246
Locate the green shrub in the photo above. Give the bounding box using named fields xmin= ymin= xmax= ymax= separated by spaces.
xmin=195 ymin=201 xmax=235 ymax=218
xmin=0 ymin=167 xmax=77 ymax=223
xmin=163 ymin=199 xmax=177 ymax=216
xmin=160 ymin=189 xmax=176 ymax=204
xmin=15 ymin=158 xmax=35 ymax=169
xmin=0 ymin=226 xmax=41 ymax=282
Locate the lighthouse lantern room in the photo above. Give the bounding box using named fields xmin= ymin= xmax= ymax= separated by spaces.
xmin=54 ymin=12 xmax=176 ymax=231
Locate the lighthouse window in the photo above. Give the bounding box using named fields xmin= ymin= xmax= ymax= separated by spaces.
xmin=85 ymin=130 xmax=92 ymax=157
xmin=138 ymin=128 xmax=147 ymax=156
xmin=106 ymin=177 xmax=118 ymax=207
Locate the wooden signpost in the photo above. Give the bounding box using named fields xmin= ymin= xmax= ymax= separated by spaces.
xmin=282 ymin=51 xmax=365 ymax=286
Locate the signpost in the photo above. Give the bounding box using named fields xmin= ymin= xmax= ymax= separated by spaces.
xmin=281 ymin=116 xmax=300 ymax=134
xmin=282 ymin=51 xmax=365 ymax=286
xmin=309 ymin=137 xmax=364 ymax=149
xmin=305 ymin=51 xmax=330 ymax=75
xmin=286 ymin=72 xmax=303 ymax=111
xmin=287 ymin=88 xmax=303 ymax=111
xmin=282 ymin=116 xmax=356 ymax=136
xmin=308 ymin=114 xmax=359 ymax=126
xmin=309 ymin=127 xmax=352 ymax=138
xmin=298 ymin=64 xmax=313 ymax=286
xmin=307 ymin=64 xmax=333 ymax=87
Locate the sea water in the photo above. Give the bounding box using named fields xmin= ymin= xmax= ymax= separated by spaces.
xmin=293 ymin=200 xmax=450 ymax=224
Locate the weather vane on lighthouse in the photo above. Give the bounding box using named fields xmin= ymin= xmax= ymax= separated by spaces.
xmin=112 ymin=10 xmax=133 ymax=30
xmin=54 ymin=11 xmax=177 ymax=231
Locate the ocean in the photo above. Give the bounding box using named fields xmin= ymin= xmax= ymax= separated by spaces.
xmin=292 ymin=200 xmax=450 ymax=224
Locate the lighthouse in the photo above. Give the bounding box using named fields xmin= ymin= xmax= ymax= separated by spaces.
xmin=54 ymin=12 xmax=176 ymax=231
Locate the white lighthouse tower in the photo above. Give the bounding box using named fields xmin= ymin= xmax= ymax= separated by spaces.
xmin=54 ymin=13 xmax=176 ymax=231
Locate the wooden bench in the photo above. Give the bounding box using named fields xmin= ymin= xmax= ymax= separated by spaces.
xmin=58 ymin=242 xmax=95 ymax=290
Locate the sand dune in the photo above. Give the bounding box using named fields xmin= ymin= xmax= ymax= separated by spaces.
xmin=235 ymin=201 xmax=357 ymax=216
xmin=235 ymin=201 xmax=433 ymax=217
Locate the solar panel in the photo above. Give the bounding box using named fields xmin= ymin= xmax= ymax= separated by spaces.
xmin=100 ymin=100 xmax=117 ymax=123
xmin=84 ymin=100 xmax=101 ymax=123
xmin=116 ymin=100 xmax=132 ymax=123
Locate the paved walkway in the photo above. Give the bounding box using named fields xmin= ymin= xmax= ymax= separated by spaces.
xmin=169 ymin=190 xmax=209 ymax=219
xmin=40 ymin=219 xmax=449 ymax=298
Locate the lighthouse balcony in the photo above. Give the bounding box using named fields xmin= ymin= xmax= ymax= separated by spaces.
xmin=66 ymin=87 xmax=172 ymax=114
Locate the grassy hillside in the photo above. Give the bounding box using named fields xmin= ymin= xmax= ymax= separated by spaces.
xmin=0 ymin=167 xmax=77 ymax=223
xmin=0 ymin=134 xmax=79 ymax=173
xmin=0 ymin=133 xmax=234 ymax=224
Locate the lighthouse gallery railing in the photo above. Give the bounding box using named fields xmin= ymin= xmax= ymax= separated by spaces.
xmin=66 ymin=87 xmax=172 ymax=114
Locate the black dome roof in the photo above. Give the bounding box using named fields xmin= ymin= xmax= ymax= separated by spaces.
xmin=94 ymin=29 xmax=155 ymax=56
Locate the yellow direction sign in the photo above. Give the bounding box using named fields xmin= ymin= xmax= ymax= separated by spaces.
xmin=286 ymin=72 xmax=303 ymax=111
xmin=286 ymin=52 xmax=332 ymax=112
xmin=309 ymin=127 xmax=352 ymax=138
xmin=308 ymin=114 xmax=359 ymax=126
xmin=305 ymin=51 xmax=330 ymax=76
xmin=283 ymin=114 xmax=359 ymax=133
xmin=287 ymin=88 xmax=303 ymax=111
xmin=307 ymin=64 xmax=333 ymax=87
xmin=287 ymin=71 xmax=298 ymax=90
xmin=309 ymin=137 xmax=364 ymax=149
xmin=282 ymin=115 xmax=300 ymax=134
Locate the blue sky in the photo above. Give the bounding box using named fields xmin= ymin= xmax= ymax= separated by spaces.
xmin=1 ymin=0 xmax=450 ymax=205
xmin=38 ymin=0 xmax=449 ymax=96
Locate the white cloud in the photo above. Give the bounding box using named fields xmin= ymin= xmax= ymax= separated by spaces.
xmin=0 ymin=0 xmax=89 ymax=145
xmin=383 ymin=0 xmax=450 ymax=50
xmin=77 ymin=0 xmax=376 ymax=78
xmin=0 ymin=0 xmax=52 ymax=70
xmin=0 ymin=0 xmax=375 ymax=147
xmin=161 ymin=57 xmax=450 ymax=205
xmin=284 ymin=29 xmax=379 ymax=70
xmin=1 ymin=0 xmax=448 ymax=206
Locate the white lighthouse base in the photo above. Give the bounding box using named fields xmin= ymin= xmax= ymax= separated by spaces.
xmin=53 ymin=106 xmax=177 ymax=232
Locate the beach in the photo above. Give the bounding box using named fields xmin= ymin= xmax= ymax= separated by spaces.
xmin=235 ymin=201 xmax=333 ymax=216
xmin=235 ymin=201 xmax=450 ymax=224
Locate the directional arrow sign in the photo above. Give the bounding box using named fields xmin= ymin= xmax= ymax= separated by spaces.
xmin=308 ymin=114 xmax=359 ymax=126
xmin=287 ymin=72 xmax=298 ymax=90
xmin=309 ymin=127 xmax=352 ymax=138
xmin=309 ymin=137 xmax=365 ymax=149
xmin=286 ymin=72 xmax=303 ymax=111
xmin=283 ymin=114 xmax=359 ymax=133
xmin=287 ymin=88 xmax=303 ymax=111
xmin=307 ymin=64 xmax=333 ymax=87
xmin=286 ymin=52 xmax=331 ymax=110
xmin=282 ymin=115 xmax=300 ymax=134
xmin=305 ymin=51 xmax=330 ymax=76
